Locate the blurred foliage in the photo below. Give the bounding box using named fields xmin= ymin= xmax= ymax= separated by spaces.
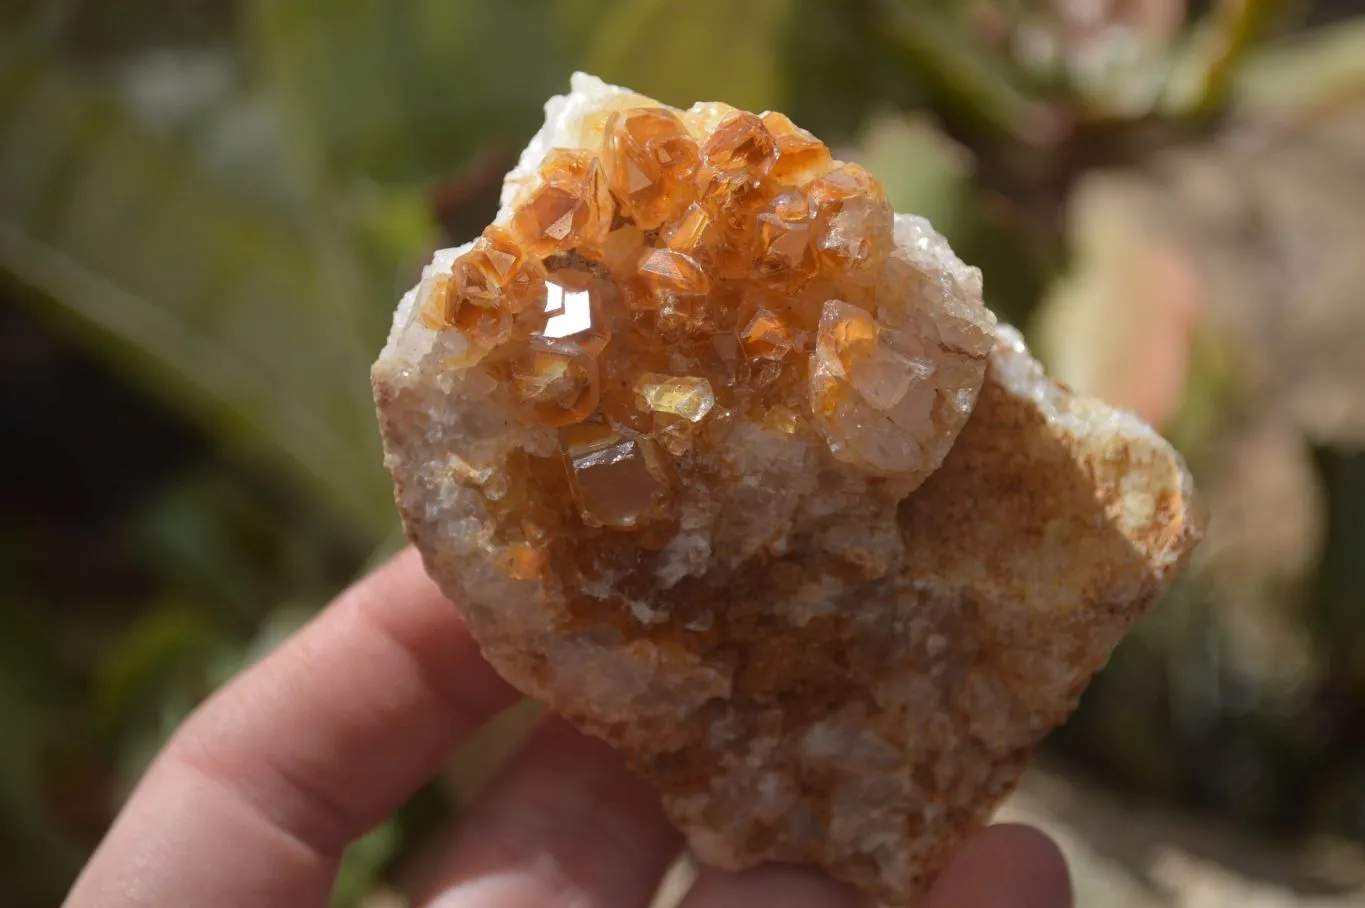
xmin=584 ymin=0 xmax=792 ymax=112
xmin=0 ymin=49 xmax=391 ymax=535
xmin=1034 ymin=8 xmax=1365 ymax=848
xmin=5 ymin=1 xmax=1365 ymax=906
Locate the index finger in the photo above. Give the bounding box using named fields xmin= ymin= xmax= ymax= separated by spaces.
xmin=64 ymin=546 xmax=519 ymax=908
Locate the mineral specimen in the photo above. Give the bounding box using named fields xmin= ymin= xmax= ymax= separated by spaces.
xmin=372 ymin=73 xmax=1204 ymax=905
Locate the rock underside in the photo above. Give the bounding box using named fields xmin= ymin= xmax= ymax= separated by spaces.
xmin=372 ymin=73 xmax=1205 ymax=905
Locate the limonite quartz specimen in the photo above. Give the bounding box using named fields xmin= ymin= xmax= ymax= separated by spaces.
xmin=372 ymin=74 xmax=1204 ymax=905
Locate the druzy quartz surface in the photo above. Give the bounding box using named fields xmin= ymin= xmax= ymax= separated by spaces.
xmin=373 ymin=74 xmax=1204 ymax=905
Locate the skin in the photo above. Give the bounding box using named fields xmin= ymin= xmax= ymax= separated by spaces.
xmin=63 ymin=546 xmax=1073 ymax=908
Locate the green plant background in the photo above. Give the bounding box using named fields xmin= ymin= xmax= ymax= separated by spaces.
xmin=5 ymin=1 xmax=1365 ymax=905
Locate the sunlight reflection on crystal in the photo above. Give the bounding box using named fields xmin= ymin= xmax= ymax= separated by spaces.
xmin=542 ymin=280 xmax=594 ymax=339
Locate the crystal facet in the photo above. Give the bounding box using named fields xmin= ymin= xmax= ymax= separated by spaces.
xmin=604 ymin=108 xmax=700 ymax=230
xmin=512 ymin=149 xmax=614 ymax=256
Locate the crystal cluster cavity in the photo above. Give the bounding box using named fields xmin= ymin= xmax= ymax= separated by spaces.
xmin=373 ymin=74 xmax=1204 ymax=906
xmin=415 ymin=89 xmax=994 ymax=502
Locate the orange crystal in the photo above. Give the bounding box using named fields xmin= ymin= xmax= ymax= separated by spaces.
xmin=418 ymin=227 xmax=542 ymax=353
xmin=564 ymin=431 xmax=667 ymax=529
xmin=702 ymin=112 xmax=778 ymax=177
xmin=762 ymin=111 xmax=833 ymax=184
xmin=754 ymin=189 xmax=818 ymax=288
xmin=502 ymin=338 xmax=599 ymax=427
xmin=638 ymin=248 xmax=710 ymax=298
xmin=662 ymin=203 xmax=724 ymax=258
xmin=417 ymin=94 xmax=994 ymax=535
xmin=512 ymin=149 xmax=614 ymax=257
xmin=455 ymin=226 xmax=523 ymax=301
xmin=603 ymin=108 xmax=700 ymax=230
xmin=739 ymin=308 xmax=795 ymax=360
xmin=808 ymin=163 xmax=894 ymax=271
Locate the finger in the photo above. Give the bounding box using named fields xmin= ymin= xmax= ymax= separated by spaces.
xmin=419 ymin=715 xmax=682 ymax=908
xmin=922 ymin=823 xmax=1072 ymax=908
xmin=678 ymin=822 xmax=1070 ymax=908
xmin=679 ymin=864 xmax=866 ymax=908
xmin=65 ymin=546 xmax=520 ymax=908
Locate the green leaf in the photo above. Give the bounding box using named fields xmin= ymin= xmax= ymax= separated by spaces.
xmin=1162 ymin=0 xmax=1297 ymax=117
xmin=133 ymin=470 xmax=281 ymax=625
xmin=329 ymin=820 xmax=401 ymax=908
xmin=780 ymin=0 xmax=930 ymax=142
xmin=0 ymin=49 xmax=393 ymax=537
xmin=1234 ymin=16 xmax=1365 ymax=118
xmin=93 ymin=602 xmax=231 ymax=734
xmin=0 ymin=601 xmax=85 ymax=903
xmin=583 ymin=0 xmax=793 ymax=112
xmin=93 ymin=600 xmax=244 ymax=796
xmin=246 ymin=0 xmax=576 ymax=189
xmin=131 ymin=462 xmax=366 ymax=628
xmin=871 ymin=0 xmax=1059 ymax=146
xmin=553 ymin=0 xmax=621 ymax=55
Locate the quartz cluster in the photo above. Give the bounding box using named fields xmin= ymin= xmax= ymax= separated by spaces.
xmin=373 ymin=74 xmax=1204 ymax=906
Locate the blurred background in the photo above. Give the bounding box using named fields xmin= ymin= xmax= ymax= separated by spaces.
xmin=3 ymin=1 xmax=1365 ymax=905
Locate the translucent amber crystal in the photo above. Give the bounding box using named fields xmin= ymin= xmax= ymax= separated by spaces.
xmin=697 ymin=162 xmax=768 ymax=228
xmin=602 ymin=224 xmax=646 ymax=272
xmin=451 ymin=303 xmax=512 ymax=351
xmin=666 ymin=198 xmax=748 ymax=281
xmin=455 ymin=227 xmax=523 ymax=302
xmin=761 ymin=404 xmax=801 ymax=434
xmin=513 ymin=149 xmax=614 ymax=257
xmin=754 ymin=190 xmax=818 ymax=288
xmin=818 ymin=300 xmax=879 ymax=371
xmin=762 ymin=112 xmax=833 ymax=185
xmin=654 ymin=297 xmax=714 ymax=338
xmin=504 ymin=260 xmax=549 ymax=316
xmin=604 ymin=108 xmax=700 ymax=229
xmin=701 ymin=113 xmax=778 ymax=177
xmin=600 ymin=385 xmax=653 ymax=434
xmin=599 ymin=225 xmax=658 ymax=311
xmin=662 ymin=203 xmax=724 ymax=261
xmin=418 ymin=273 xmax=455 ymax=331
xmin=739 ymin=308 xmax=795 ymax=360
xmin=629 ymin=372 xmax=718 ymax=457
xmin=691 ymin=116 xmax=775 ymax=240
xmin=808 ymin=163 xmax=894 ymax=271
xmin=503 ymin=338 xmax=599 ymax=427
xmin=564 ymin=430 xmax=667 ymax=529
xmin=633 ymin=374 xmax=716 ymax=422
xmin=468 ymin=226 xmax=549 ymax=317
xmin=638 ymin=248 xmax=710 ymax=298
xmin=692 ymin=171 xmax=768 ymax=280
xmin=419 ymin=230 xmax=531 ymax=352
xmin=810 ymin=300 xmax=940 ymax=473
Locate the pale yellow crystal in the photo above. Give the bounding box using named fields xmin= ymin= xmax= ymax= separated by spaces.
xmin=634 ymin=374 xmax=716 ymax=423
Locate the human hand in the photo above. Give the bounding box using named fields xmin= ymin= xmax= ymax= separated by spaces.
xmin=63 ymin=547 xmax=1072 ymax=908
